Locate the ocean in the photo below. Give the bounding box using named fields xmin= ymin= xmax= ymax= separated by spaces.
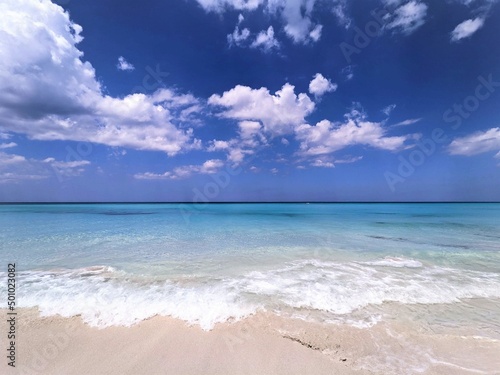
xmin=1 ymin=202 xmax=500 ymax=338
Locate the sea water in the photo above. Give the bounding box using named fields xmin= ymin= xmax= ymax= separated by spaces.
xmin=0 ymin=203 xmax=499 ymax=334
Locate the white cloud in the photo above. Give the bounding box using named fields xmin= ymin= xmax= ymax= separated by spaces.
xmin=281 ymin=138 xmax=289 ymax=145
xmin=43 ymin=157 xmax=91 ymax=177
xmin=448 ymin=127 xmax=500 ymax=157
xmin=0 ymin=151 xmax=90 ymax=183
xmin=227 ymin=148 xmax=255 ymax=163
xmin=207 ymin=140 xmax=232 ymax=151
xmin=134 ymin=159 xmax=225 ymax=180
xmin=0 ymin=142 xmax=17 ymax=149
xmin=250 ymin=26 xmax=280 ymax=51
xmin=227 ymin=24 xmax=251 ymax=46
xmin=334 ymin=155 xmax=363 ymax=163
xmin=0 ymin=152 xmax=27 ymax=167
xmin=307 ymin=155 xmax=364 ymax=168
xmin=309 ymin=73 xmax=338 ymax=98
xmin=331 ymin=0 xmax=350 ymax=28
xmin=308 ymin=24 xmax=323 ymax=42
xmin=391 ymin=118 xmax=422 ymax=126
xmin=385 ymin=1 xmax=428 ymax=35
xmin=382 ymin=104 xmax=396 ymax=116
xmin=208 ymin=83 xmax=415 ymax=166
xmin=295 ymin=112 xmax=410 ymax=156
xmin=0 ymin=0 xmax=200 ymax=156
xmin=450 ymin=17 xmax=485 ymax=41
xmin=208 ymin=83 xmax=315 ymax=135
xmin=207 ymin=136 xmax=258 ymax=165
xmin=239 ymin=120 xmax=262 ymax=139
xmin=311 ymin=159 xmax=335 ymax=168
xmin=197 ymin=0 xmax=352 ymax=45
xmin=117 ymin=56 xmax=135 ymax=71
xmin=275 ymin=0 xmax=323 ymax=43
xmin=270 ymin=167 xmax=278 ymax=174
xmin=227 ymin=14 xmax=279 ymax=52
xmin=342 ymin=65 xmax=354 ymax=81
xmin=195 ymin=0 xmax=264 ymax=12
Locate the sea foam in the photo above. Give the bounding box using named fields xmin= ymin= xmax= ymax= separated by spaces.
xmin=2 ymin=259 xmax=500 ymax=330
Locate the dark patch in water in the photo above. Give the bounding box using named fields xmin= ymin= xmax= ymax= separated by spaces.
xmin=1 ymin=209 xmax=155 ymax=216
xmin=101 ymin=212 xmax=154 ymax=216
xmin=367 ymin=234 xmax=471 ymax=249
xmin=367 ymin=235 xmax=407 ymax=242
xmin=475 ymin=233 xmax=500 ymax=239
xmin=435 ymin=243 xmax=471 ymax=249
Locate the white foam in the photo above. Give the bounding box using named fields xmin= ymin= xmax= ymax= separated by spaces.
xmin=9 ymin=269 xmax=258 ymax=330
xmin=362 ymin=257 xmax=423 ymax=268
xmin=237 ymin=260 xmax=500 ymax=315
xmin=2 ymin=259 xmax=500 ymax=330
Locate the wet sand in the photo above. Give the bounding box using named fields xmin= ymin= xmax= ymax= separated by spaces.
xmin=1 ymin=308 xmax=499 ymax=375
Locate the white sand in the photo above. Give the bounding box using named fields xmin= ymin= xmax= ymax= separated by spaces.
xmin=1 ymin=308 xmax=499 ymax=375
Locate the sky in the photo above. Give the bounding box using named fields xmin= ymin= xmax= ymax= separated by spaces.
xmin=0 ymin=0 xmax=499 ymax=202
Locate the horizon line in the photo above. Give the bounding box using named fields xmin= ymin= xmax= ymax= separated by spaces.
xmin=1 ymin=201 xmax=500 ymax=205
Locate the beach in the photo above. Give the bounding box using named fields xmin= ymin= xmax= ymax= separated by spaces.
xmin=1 ymin=203 xmax=500 ymax=374
xmin=2 ymin=308 xmax=500 ymax=374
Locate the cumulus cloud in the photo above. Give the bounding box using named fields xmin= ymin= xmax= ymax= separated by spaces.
xmin=450 ymin=17 xmax=485 ymax=41
xmin=197 ymin=0 xmax=350 ymax=45
xmin=0 ymin=0 xmax=200 ymax=156
xmin=117 ymin=56 xmax=135 ymax=71
xmin=207 ymin=140 xmax=232 ymax=151
xmin=227 ymin=22 xmax=251 ymax=46
xmin=134 ymin=159 xmax=225 ymax=180
xmin=273 ymin=0 xmax=324 ymax=43
xmin=448 ymin=127 xmax=500 ymax=159
xmin=208 ymin=83 xmax=315 ymax=135
xmin=295 ymin=111 xmax=410 ymax=156
xmin=385 ymin=1 xmax=428 ymax=35
xmin=309 ymin=73 xmax=338 ymax=98
xmin=250 ymin=26 xmax=280 ymax=51
xmin=238 ymin=120 xmax=262 ymax=140
xmin=227 ymin=13 xmax=278 ymax=51
xmin=208 ymin=82 xmax=414 ymax=165
xmin=206 ymin=121 xmax=264 ymax=165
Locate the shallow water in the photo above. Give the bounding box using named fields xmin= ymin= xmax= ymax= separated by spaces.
xmin=1 ymin=203 xmax=499 ymax=336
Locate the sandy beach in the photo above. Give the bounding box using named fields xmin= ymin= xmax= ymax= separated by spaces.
xmin=2 ymin=308 xmax=499 ymax=375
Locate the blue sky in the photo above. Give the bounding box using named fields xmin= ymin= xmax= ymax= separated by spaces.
xmin=0 ymin=0 xmax=499 ymax=202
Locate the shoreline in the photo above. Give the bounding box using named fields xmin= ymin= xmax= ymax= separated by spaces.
xmin=2 ymin=308 xmax=500 ymax=374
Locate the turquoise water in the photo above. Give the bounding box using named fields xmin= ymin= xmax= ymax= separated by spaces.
xmin=1 ymin=203 xmax=499 ymax=332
